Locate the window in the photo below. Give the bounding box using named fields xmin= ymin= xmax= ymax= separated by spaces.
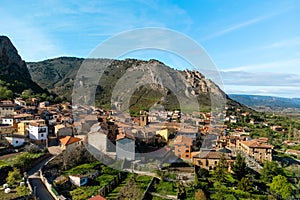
xmin=16 ymin=141 xmax=18 ymax=144
xmin=41 ymin=134 xmax=44 ymax=137
xmin=39 ymin=128 xmax=46 ymax=133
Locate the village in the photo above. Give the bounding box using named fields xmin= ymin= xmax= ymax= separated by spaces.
xmin=0 ymin=98 xmax=276 ymax=170
xmin=1 ymin=96 xmax=299 ymax=199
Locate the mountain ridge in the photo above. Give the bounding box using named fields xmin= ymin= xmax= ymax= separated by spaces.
xmin=27 ymin=57 xmax=251 ymax=114
xmin=0 ymin=35 xmax=251 ymax=114
xmin=229 ymin=94 xmax=300 ymax=109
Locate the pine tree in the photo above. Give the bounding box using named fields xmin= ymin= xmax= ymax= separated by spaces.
xmin=232 ymin=153 xmax=247 ymax=180
xmin=213 ymin=153 xmax=228 ymax=183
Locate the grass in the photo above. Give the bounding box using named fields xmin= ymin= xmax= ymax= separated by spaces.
xmin=65 ymin=162 xmax=122 ymax=199
xmin=0 ymin=152 xmax=44 ymax=170
xmin=0 ymin=160 xmax=9 ymax=168
xmin=0 ymin=189 xmax=22 ymax=200
xmin=106 ymin=173 xmax=133 ymax=199
xmin=154 ymin=180 xmax=177 ymax=196
xmin=135 ymin=175 xmax=152 ymax=190
xmin=70 ymin=186 xmax=100 ymax=200
xmin=95 ymin=174 xmax=115 ymax=187
xmin=65 ymin=162 xmax=100 ymax=175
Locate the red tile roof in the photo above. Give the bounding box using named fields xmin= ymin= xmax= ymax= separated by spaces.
xmin=60 ymin=136 xmax=81 ymax=146
xmin=88 ymin=195 xmax=106 ymax=200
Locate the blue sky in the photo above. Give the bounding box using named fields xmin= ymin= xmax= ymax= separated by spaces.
xmin=1 ymin=0 xmax=300 ymax=98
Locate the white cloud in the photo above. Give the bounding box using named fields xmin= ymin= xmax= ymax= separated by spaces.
xmin=224 ymin=85 xmax=300 ymax=98
xmin=201 ymin=8 xmax=290 ymax=41
xmin=202 ymin=15 xmax=270 ymax=41
xmin=221 ymin=70 xmax=300 ymax=98
xmin=223 ymin=58 xmax=300 ymax=73
xmin=264 ymin=36 xmax=300 ymax=49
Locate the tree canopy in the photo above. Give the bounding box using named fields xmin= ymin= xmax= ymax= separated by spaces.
xmin=260 ymin=161 xmax=283 ymax=183
xmin=6 ymin=168 xmax=22 ymax=186
xmin=270 ymin=175 xmax=293 ymax=200
xmin=232 ymin=153 xmax=248 ymax=180
xmin=213 ymin=153 xmax=228 ymax=183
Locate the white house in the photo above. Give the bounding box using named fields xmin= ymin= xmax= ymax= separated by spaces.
xmin=69 ymin=175 xmax=88 ymax=186
xmin=14 ymin=98 xmax=26 ymax=107
xmin=27 ymin=123 xmax=48 ymax=141
xmin=88 ymin=131 xmax=108 ymax=152
xmin=5 ymin=136 xmax=25 ymax=147
xmin=2 ymin=117 xmax=14 ymax=126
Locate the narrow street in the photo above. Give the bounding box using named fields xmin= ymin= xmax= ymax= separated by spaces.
xmin=29 ymin=177 xmax=55 ymax=200
xmin=27 ymin=156 xmax=54 ymax=200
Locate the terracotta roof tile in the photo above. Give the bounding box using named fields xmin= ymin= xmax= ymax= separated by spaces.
xmin=241 ymin=140 xmax=273 ymax=149
xmin=89 ymin=195 xmax=106 ymax=200
xmin=60 ymin=136 xmax=81 ymax=146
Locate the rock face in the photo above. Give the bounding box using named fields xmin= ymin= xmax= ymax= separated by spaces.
xmin=27 ymin=55 xmax=247 ymax=113
xmin=0 ymin=36 xmax=45 ymax=94
xmin=0 ymin=36 xmax=31 ymax=81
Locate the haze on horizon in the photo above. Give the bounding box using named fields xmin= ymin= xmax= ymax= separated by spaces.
xmin=1 ymin=0 xmax=300 ymax=98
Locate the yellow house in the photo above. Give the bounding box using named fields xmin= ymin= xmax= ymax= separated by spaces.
xmin=156 ymin=129 xmax=169 ymax=142
xmin=17 ymin=119 xmax=46 ymax=136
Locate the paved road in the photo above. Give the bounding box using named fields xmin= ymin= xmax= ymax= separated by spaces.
xmin=27 ymin=156 xmax=55 ymax=200
xmin=29 ymin=177 xmax=55 ymax=200
xmin=27 ymin=156 xmax=53 ymax=176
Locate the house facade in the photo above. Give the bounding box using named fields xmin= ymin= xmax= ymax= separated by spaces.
xmin=0 ymin=104 xmax=16 ymax=117
xmin=155 ymin=129 xmax=169 ymax=142
xmin=173 ymin=135 xmax=192 ymax=159
xmin=17 ymin=119 xmax=46 ymax=136
xmin=116 ymin=130 xmax=135 ymax=161
xmin=54 ymin=124 xmax=73 ymax=138
xmin=14 ymin=98 xmax=26 ymax=106
xmin=5 ymin=136 xmax=25 ymax=147
xmin=27 ymin=123 xmax=48 ymax=142
xmin=69 ymin=175 xmax=88 ymax=186
xmin=60 ymin=136 xmax=82 ymax=151
xmin=192 ymin=150 xmax=234 ymax=171
xmin=0 ymin=125 xmax=14 ymax=138
xmin=237 ymin=138 xmax=273 ymax=163
xmin=88 ymin=131 xmax=111 ymax=153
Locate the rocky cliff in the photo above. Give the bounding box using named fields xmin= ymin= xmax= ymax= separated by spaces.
xmin=28 ymin=57 xmax=249 ymax=114
xmin=0 ymin=36 xmax=46 ymax=94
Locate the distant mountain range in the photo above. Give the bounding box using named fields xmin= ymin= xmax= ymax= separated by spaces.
xmin=229 ymin=94 xmax=300 ymax=109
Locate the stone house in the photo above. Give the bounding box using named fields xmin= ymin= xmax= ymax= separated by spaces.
xmin=192 ymin=150 xmax=234 ymax=170
xmin=60 ymin=136 xmax=82 ymax=151
xmin=173 ymin=135 xmax=192 ymax=159
xmin=54 ymin=124 xmax=73 ymax=138
xmin=237 ymin=138 xmax=273 ymax=163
